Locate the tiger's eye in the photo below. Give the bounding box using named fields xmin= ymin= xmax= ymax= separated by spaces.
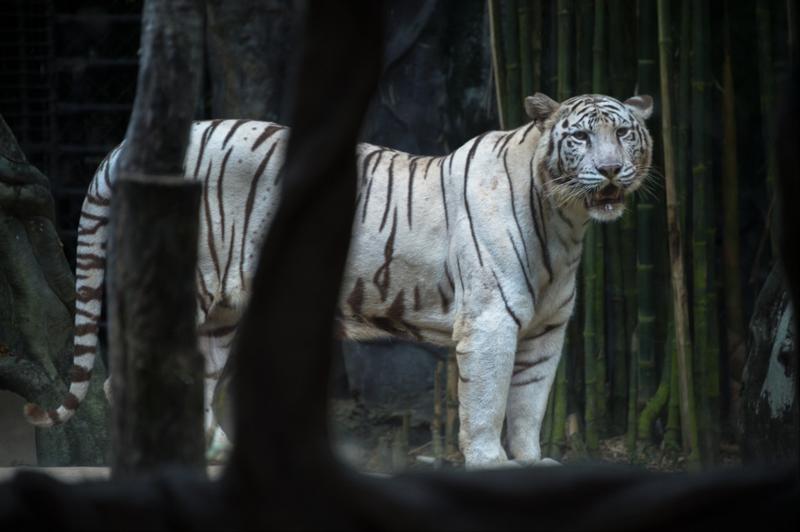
xmin=572 ymin=131 xmax=589 ymax=141
xmin=617 ymin=127 xmax=630 ymax=137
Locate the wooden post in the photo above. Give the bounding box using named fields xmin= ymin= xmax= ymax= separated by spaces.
xmin=108 ymin=0 xmax=204 ymax=478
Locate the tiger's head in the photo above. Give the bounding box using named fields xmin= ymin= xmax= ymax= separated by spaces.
xmin=526 ymin=93 xmax=654 ymax=222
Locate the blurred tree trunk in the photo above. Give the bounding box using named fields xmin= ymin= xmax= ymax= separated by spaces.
xmin=721 ymin=0 xmax=746 ymax=438
xmin=109 ymin=0 xmax=204 ymax=478
xmin=0 ymin=114 xmax=108 ymax=466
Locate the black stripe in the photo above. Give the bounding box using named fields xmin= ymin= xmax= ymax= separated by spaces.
xmin=511 ymin=375 xmax=545 ymax=387
xmin=371 ymin=149 xmax=385 ymax=174
xmin=444 ymin=261 xmax=455 ymax=292
xmin=439 ymin=157 xmax=449 ymax=230
xmin=529 ymin=322 xmax=565 ymax=340
xmin=529 ymin=179 xmax=553 ymax=281
xmin=221 ymin=223 xmax=236 ymax=295
xmin=380 ymin=154 xmax=399 ymax=232
xmin=503 ymin=151 xmax=530 ymax=263
xmin=455 ymin=254 xmax=465 ymax=294
xmin=423 ymin=156 xmax=435 ymax=180
xmin=222 ymin=119 xmax=250 ymax=149
xmin=203 ymin=159 xmax=221 ymax=281
xmin=102 ymin=157 xmax=113 ymax=191
xmin=362 ymin=176 xmax=374 ymax=224
xmin=464 ymin=134 xmax=489 ymax=267
xmin=513 ymin=355 xmax=552 ymax=375
xmin=239 ymin=141 xmax=279 ymax=286
xmin=518 ymin=121 xmax=538 ymax=144
xmin=507 ymin=229 xmax=536 ymax=306
xmin=193 ymin=123 xmax=214 ymax=179
xmin=251 ymin=124 xmax=282 ymax=152
xmin=491 ymin=269 xmax=521 ymax=328
xmin=407 ymin=156 xmax=417 ymax=229
xmin=217 ymin=146 xmax=234 ymax=243
xmin=360 ymin=148 xmax=380 ymax=184
xmin=86 ymin=194 xmax=110 ymax=207
xmin=497 ymin=130 xmax=515 ymax=155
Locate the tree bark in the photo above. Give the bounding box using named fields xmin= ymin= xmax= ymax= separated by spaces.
xmin=224 ymin=2 xmax=383 ymax=525
xmin=0 ymin=114 xmax=108 ymax=466
xmin=108 ymin=0 xmax=204 ymax=478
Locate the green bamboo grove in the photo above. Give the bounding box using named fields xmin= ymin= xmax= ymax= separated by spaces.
xmin=486 ymin=0 xmax=792 ymax=468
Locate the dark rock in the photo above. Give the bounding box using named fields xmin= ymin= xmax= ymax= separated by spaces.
xmin=741 ymin=265 xmax=799 ymax=464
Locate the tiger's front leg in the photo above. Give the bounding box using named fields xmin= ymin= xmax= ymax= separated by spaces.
xmin=505 ymin=323 xmax=567 ymax=463
xmin=454 ymin=309 xmax=519 ymax=468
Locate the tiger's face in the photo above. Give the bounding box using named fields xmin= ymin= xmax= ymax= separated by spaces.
xmin=526 ymin=93 xmax=654 ymax=222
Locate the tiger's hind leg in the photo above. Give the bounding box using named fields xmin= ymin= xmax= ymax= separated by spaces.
xmin=198 ymin=323 xmax=237 ymax=462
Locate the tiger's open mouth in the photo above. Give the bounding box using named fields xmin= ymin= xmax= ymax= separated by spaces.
xmin=586 ymin=185 xmax=624 ymax=212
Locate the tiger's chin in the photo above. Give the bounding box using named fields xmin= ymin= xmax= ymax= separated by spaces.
xmin=585 ymin=185 xmax=626 ymax=222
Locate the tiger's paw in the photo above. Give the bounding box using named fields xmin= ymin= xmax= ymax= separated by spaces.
xmin=206 ymin=426 xmax=233 ymax=464
xmin=512 ymin=457 xmax=562 ymax=467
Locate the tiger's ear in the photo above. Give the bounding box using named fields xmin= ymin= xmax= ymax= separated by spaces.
xmin=524 ymin=93 xmax=560 ymax=130
xmin=624 ymin=95 xmax=653 ymax=120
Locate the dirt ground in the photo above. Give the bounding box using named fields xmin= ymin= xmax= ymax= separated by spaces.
xmin=330 ymin=398 xmax=742 ymax=474
xmin=0 ymin=392 xmax=740 ymax=473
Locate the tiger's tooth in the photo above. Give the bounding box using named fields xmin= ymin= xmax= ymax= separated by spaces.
xmin=605 ymin=204 xmax=613 ymax=212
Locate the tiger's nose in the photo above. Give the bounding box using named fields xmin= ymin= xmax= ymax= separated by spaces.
xmin=596 ymin=163 xmax=622 ymax=179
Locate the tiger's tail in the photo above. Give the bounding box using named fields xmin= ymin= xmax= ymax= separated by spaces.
xmin=24 ymin=152 xmax=115 ymax=427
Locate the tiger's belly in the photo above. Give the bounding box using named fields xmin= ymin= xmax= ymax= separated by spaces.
xmin=336 ymin=214 xmax=455 ymax=346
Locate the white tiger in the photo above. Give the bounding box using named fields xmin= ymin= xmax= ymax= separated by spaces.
xmin=25 ymin=92 xmax=653 ymax=468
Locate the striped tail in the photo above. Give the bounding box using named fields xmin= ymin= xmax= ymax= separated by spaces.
xmin=24 ymin=153 xmax=115 ymax=427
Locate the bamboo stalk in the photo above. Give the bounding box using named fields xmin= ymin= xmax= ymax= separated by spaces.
xmin=691 ymin=0 xmax=714 ymax=465
xmin=594 ymin=228 xmax=608 ymax=434
xmin=755 ymin=0 xmax=779 ymax=256
xmin=626 ymin=330 xmax=638 ymax=458
xmin=609 ymin=0 xmax=638 ymax=356
xmin=637 ymin=338 xmax=671 ymax=440
xmin=584 ymin=226 xmax=599 ymax=452
xmin=488 ymin=0 xmax=508 ymax=129
xmin=592 ymin=0 xmax=607 ymax=93
xmin=531 ymin=0 xmax=543 ymax=93
xmin=556 ymin=0 xmax=572 ymax=101
xmin=658 ymin=0 xmax=700 ymax=468
xmin=503 ymin=0 xmax=523 ymax=127
xmin=519 ymin=0 xmax=533 ymax=98
xmin=542 ymin=384 xmax=555 ymax=455
xmin=591 ymin=0 xmax=609 ymax=439
xmin=664 ymin=319 xmax=681 ymax=450
xmin=676 ymin=0 xmax=690 ymax=245
xmin=636 ymin=0 xmax=659 ymax=413
xmin=607 ymin=224 xmax=628 ymax=434
xmin=576 ymin=0 xmax=593 ymax=94
xmin=608 ymin=0 xmax=637 ymax=99
xmin=551 ymin=352 xmax=568 ymax=459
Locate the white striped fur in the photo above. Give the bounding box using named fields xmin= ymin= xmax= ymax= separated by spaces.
xmin=26 ymin=93 xmax=653 ymax=467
